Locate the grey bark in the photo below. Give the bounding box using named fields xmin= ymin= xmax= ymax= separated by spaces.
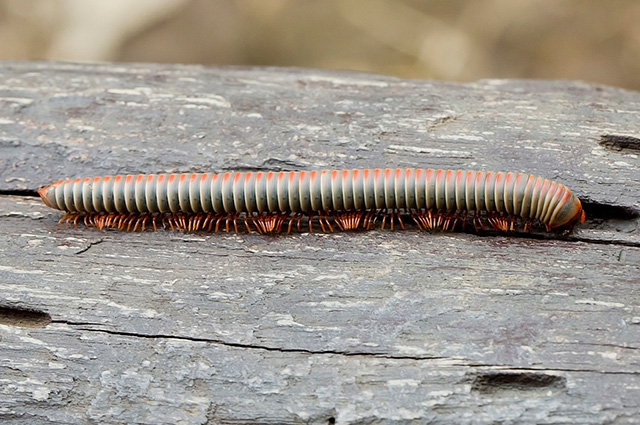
xmin=0 ymin=61 xmax=639 ymax=424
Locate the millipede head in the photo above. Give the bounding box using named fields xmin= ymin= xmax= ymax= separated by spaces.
xmin=548 ymin=193 xmax=585 ymax=229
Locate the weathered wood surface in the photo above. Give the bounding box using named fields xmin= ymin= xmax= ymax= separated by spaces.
xmin=0 ymin=61 xmax=639 ymax=424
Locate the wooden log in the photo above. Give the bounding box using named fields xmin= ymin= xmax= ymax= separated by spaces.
xmin=0 ymin=61 xmax=638 ymax=424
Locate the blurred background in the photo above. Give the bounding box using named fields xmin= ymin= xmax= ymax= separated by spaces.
xmin=1 ymin=0 xmax=639 ymax=90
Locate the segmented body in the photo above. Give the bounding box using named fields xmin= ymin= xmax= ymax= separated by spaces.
xmin=38 ymin=168 xmax=584 ymax=233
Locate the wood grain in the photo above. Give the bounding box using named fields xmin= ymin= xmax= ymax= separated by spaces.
xmin=0 ymin=61 xmax=639 ymax=424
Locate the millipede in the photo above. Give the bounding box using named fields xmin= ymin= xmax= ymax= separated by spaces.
xmin=38 ymin=168 xmax=585 ymax=234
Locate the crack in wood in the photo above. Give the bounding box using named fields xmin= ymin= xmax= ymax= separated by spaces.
xmin=52 ymin=319 xmax=450 ymax=361
xmin=0 ymin=189 xmax=40 ymax=198
xmin=44 ymin=321 xmax=640 ymax=374
xmin=581 ymin=200 xmax=639 ymax=221
xmin=74 ymin=238 xmax=104 ymax=255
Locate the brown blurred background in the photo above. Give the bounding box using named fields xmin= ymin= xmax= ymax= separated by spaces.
xmin=2 ymin=0 xmax=639 ymax=90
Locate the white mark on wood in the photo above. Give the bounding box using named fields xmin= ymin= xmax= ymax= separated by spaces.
xmin=18 ymin=335 xmax=46 ymax=346
xmin=27 ymin=239 xmax=43 ymax=247
xmin=0 ymin=97 xmax=34 ymax=105
xmin=428 ymin=390 xmax=454 ymax=397
xmin=268 ymin=313 xmax=304 ymax=327
xmin=307 ymin=75 xmax=389 ymax=88
xmin=176 ymin=96 xmax=231 ymax=108
xmin=0 ymin=118 xmax=15 ymax=124
xmin=439 ymin=134 xmax=485 ymax=141
xmin=393 ymin=345 xmax=430 ymax=355
xmin=311 ymin=273 xmax=349 ymax=282
xmin=387 ymin=379 xmax=420 ymax=387
xmin=104 ymin=301 xmax=160 ymax=318
xmin=74 ymin=125 xmax=97 ymax=132
xmin=316 ymin=300 xmax=377 ymax=308
xmin=106 ymin=88 xmax=144 ymax=96
xmin=575 ymin=299 xmax=625 ymax=308
xmin=0 ymin=265 xmax=45 ymax=275
xmin=386 ymin=145 xmax=472 ymax=158
xmin=115 ymin=101 xmax=149 ymax=108
xmin=32 ymin=386 xmax=50 ymax=401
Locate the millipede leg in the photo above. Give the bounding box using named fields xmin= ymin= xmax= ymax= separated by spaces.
xmin=287 ymin=213 xmax=302 ymax=233
xmin=443 ymin=214 xmax=451 ymax=231
xmin=473 ymin=211 xmax=484 ymax=232
xmin=308 ymin=212 xmax=314 ymax=233
xmin=223 ymin=214 xmax=236 ymax=233
xmin=94 ymin=214 xmax=104 ymax=231
xmin=124 ymin=214 xmax=135 ymax=231
xmin=132 ymin=215 xmax=142 ymax=232
xmin=61 ymin=213 xmax=72 ymax=229
xmin=196 ymin=214 xmax=206 ymax=231
xmin=351 ymin=211 xmax=364 ymax=230
xmin=317 ymin=213 xmax=327 ymax=233
xmin=321 ymin=211 xmax=333 ymax=232
xmin=364 ymin=210 xmax=378 ymax=230
xmin=296 ymin=213 xmax=303 ymax=232
xmin=243 ymin=214 xmax=252 ymax=233
xmin=332 ymin=212 xmax=345 ymax=231
xmin=103 ymin=214 xmax=113 ymax=229
xmin=252 ymin=213 xmax=265 ymax=234
xmin=410 ymin=210 xmax=421 ymax=230
xmin=194 ymin=213 xmax=204 ymax=231
xmin=135 ymin=214 xmax=149 ymax=232
xmin=71 ymin=214 xmax=81 ymax=229
xmin=212 ymin=215 xmax=221 ymax=232
xmin=451 ymin=211 xmax=461 ymax=230
xmin=162 ymin=216 xmax=176 ymax=232
xmin=395 ymin=209 xmax=405 ymax=230
xmin=363 ymin=211 xmax=371 ymax=229
xmin=459 ymin=211 xmax=468 ymax=231
xmin=435 ymin=211 xmax=444 ymax=229
xmin=206 ymin=215 xmax=216 ymax=232
xmin=414 ymin=210 xmax=430 ymax=230
xmin=83 ymin=214 xmax=91 ymax=229
xmin=278 ymin=213 xmax=288 ymax=233
xmin=199 ymin=214 xmax=209 ymax=231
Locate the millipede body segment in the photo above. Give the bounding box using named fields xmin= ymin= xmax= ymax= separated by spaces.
xmin=38 ymin=168 xmax=585 ymax=234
